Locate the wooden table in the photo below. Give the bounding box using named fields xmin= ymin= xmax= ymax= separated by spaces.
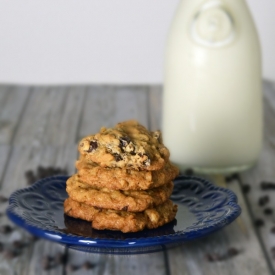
xmin=0 ymin=81 xmax=274 ymax=275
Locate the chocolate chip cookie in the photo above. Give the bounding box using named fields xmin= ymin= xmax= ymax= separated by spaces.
xmin=64 ymin=198 xmax=178 ymax=233
xmin=66 ymin=176 xmax=174 ymax=212
xmin=78 ymin=120 xmax=169 ymax=170
xmin=75 ymin=159 xmax=179 ymax=190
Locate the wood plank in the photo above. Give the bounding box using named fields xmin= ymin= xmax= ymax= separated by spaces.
xmin=66 ymin=250 xmax=167 ymax=275
xmin=0 ymin=86 xmax=30 ymax=144
xmin=0 ymin=145 xmax=78 ymax=275
xmin=13 ymin=86 xmax=86 ymax=146
xmin=148 ymin=85 xmax=162 ymax=131
xmin=69 ymin=85 xmax=167 ymax=275
xmin=240 ymin=80 xmax=275 ymax=271
xmin=148 ymin=83 xmax=271 ymax=274
xmin=77 ymin=86 xmax=148 ymax=140
xmin=167 ymin=176 xmax=271 ymax=275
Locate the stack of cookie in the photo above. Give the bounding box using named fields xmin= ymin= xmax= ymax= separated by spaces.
xmin=64 ymin=120 xmax=179 ymax=233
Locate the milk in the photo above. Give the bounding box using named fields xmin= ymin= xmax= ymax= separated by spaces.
xmin=162 ymin=0 xmax=262 ymax=173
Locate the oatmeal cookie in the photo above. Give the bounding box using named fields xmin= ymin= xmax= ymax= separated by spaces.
xmin=78 ymin=120 xmax=169 ymax=170
xmin=66 ymin=175 xmax=174 ymax=212
xmin=64 ymin=198 xmax=178 ymax=233
xmin=75 ymin=159 xmax=179 ymax=190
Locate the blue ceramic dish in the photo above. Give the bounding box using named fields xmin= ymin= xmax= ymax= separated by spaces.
xmin=6 ymin=175 xmax=241 ymax=254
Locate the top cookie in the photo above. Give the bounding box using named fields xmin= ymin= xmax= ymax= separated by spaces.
xmin=78 ymin=120 xmax=170 ymax=170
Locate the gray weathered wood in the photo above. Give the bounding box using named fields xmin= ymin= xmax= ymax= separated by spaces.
xmin=167 ymin=176 xmax=271 ymax=275
xmin=77 ymin=86 xmax=148 ymax=140
xmin=0 ymin=82 xmax=274 ymax=275
xmin=0 ymin=86 xmax=30 ymax=144
xmin=14 ymin=86 xmax=86 ymax=146
xmin=148 ymin=85 xmax=162 ymax=131
xmin=240 ymin=80 xmax=275 ymax=272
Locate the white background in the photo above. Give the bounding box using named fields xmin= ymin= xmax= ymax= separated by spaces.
xmin=0 ymin=0 xmax=274 ymax=84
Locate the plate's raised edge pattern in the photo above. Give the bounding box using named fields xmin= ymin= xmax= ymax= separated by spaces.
xmin=6 ymin=175 xmax=242 ymax=246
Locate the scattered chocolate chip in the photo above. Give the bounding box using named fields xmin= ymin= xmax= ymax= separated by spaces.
xmin=42 ymin=255 xmax=52 ymax=271
xmin=264 ymin=208 xmax=273 ymax=215
xmin=261 ymin=181 xmax=275 ymax=190
xmin=227 ymin=247 xmax=240 ymax=257
xmin=28 ymin=235 xmax=39 ymax=242
xmin=122 ymin=206 xmax=128 ymax=211
xmin=12 ymin=240 xmax=25 ymax=249
xmin=205 ymin=248 xmax=240 ymax=262
xmin=225 ymin=173 xmax=239 ymax=183
xmin=271 ymin=226 xmax=275 ymax=234
xmin=258 ymin=195 xmax=269 ymax=207
xmin=185 ymin=169 xmax=194 ymax=176
xmin=54 ymin=252 xmax=66 ymax=265
xmin=87 ymin=141 xmax=98 ymax=152
xmin=205 ymin=253 xmax=221 ymax=262
xmin=254 ymin=218 xmax=264 ymax=227
xmin=4 ymin=249 xmax=19 ymax=260
xmin=0 ymin=195 xmax=8 ymax=203
xmin=113 ymin=153 xmax=123 ymax=162
xmin=25 ymin=166 xmax=68 ymax=185
xmin=0 ymin=225 xmax=13 ymax=234
xmin=82 ymin=261 xmax=95 ymax=270
xmin=66 ymin=264 xmax=79 ymax=272
xmin=242 ymin=184 xmax=251 ymax=194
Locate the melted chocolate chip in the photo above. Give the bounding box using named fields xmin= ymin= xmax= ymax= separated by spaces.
xmin=119 ymin=137 xmax=131 ymax=147
xmin=82 ymin=261 xmax=95 ymax=270
xmin=87 ymin=141 xmax=98 ymax=152
xmin=258 ymin=195 xmax=269 ymax=207
xmin=242 ymin=184 xmax=251 ymax=194
xmin=264 ymin=208 xmax=273 ymax=215
xmin=113 ymin=153 xmax=123 ymax=162
xmin=122 ymin=206 xmax=128 ymax=211
xmin=261 ymin=181 xmax=275 ymax=190
xmin=254 ymin=218 xmax=264 ymax=227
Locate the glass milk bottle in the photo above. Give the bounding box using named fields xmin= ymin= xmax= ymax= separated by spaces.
xmin=162 ymin=0 xmax=262 ymax=174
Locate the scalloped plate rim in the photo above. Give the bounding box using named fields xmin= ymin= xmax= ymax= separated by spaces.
xmin=6 ymin=175 xmax=241 ymax=249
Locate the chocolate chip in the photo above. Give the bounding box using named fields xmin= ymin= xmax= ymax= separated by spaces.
xmin=66 ymin=264 xmax=79 ymax=272
xmin=94 ymin=206 xmax=103 ymax=211
xmin=82 ymin=261 xmax=95 ymax=270
xmin=0 ymin=225 xmax=13 ymax=234
xmin=205 ymin=253 xmax=221 ymax=262
xmin=12 ymin=240 xmax=24 ymax=249
xmin=42 ymin=255 xmax=52 ymax=270
xmin=271 ymin=226 xmax=275 ymax=234
xmin=120 ymin=137 xmax=131 ymax=147
xmin=0 ymin=195 xmax=8 ymax=203
xmin=122 ymin=206 xmax=128 ymax=211
xmin=87 ymin=141 xmax=98 ymax=152
xmin=185 ymin=169 xmax=194 ymax=176
xmin=54 ymin=252 xmax=66 ymax=265
xmin=261 ymin=181 xmax=275 ymax=190
xmin=4 ymin=249 xmax=18 ymax=260
xmin=264 ymin=208 xmax=273 ymax=215
xmin=258 ymin=195 xmax=269 ymax=207
xmin=242 ymin=184 xmax=251 ymax=194
xmin=227 ymin=247 xmax=239 ymax=257
xmin=254 ymin=218 xmax=264 ymax=227
xmin=225 ymin=173 xmax=239 ymax=183
xmin=113 ymin=153 xmax=123 ymax=162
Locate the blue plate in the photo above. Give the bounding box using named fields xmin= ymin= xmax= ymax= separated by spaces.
xmin=6 ymin=175 xmax=241 ymax=254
